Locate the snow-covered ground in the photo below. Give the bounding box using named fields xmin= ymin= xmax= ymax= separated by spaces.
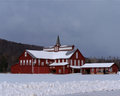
xmin=0 ymin=73 xmax=120 ymax=96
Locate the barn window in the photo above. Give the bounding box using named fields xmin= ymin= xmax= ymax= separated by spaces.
xmin=71 ymin=60 xmax=72 ymax=66
xmin=101 ymin=69 xmax=103 ymax=72
xmin=41 ymin=62 xmax=44 ymax=66
xmin=38 ymin=60 xmax=40 ymax=66
xmin=78 ymin=60 xmax=80 ymax=66
xmin=26 ymin=60 xmax=28 ymax=65
xmin=20 ymin=60 xmax=22 ymax=65
xmin=66 ymin=59 xmax=68 ymax=63
xmin=58 ymin=60 xmax=60 ymax=63
xmin=34 ymin=59 xmax=36 ymax=64
xmin=29 ymin=60 xmax=31 ymax=65
xmin=67 ymin=65 xmax=69 ymax=68
xmin=110 ymin=67 xmax=112 ymax=72
xmin=106 ymin=68 xmax=109 ymax=72
xmin=59 ymin=69 xmax=61 ymax=73
xmin=74 ymin=60 xmax=76 ymax=66
xmin=81 ymin=60 xmax=84 ymax=65
xmin=55 ymin=60 xmax=56 ymax=63
xmin=25 ymin=52 xmax=27 ymax=57
xmin=46 ymin=60 xmax=48 ymax=64
xmin=23 ymin=60 xmax=25 ymax=65
xmin=76 ymin=52 xmax=78 ymax=59
xmin=92 ymin=68 xmax=94 ymax=72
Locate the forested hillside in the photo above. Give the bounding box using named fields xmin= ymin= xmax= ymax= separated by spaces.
xmin=0 ymin=38 xmax=43 ymax=72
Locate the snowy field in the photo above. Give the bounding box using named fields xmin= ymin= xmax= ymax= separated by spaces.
xmin=0 ymin=73 xmax=120 ymax=96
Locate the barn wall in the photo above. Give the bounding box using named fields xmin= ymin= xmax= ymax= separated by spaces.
xmin=11 ymin=64 xmax=20 ymax=73
xmin=50 ymin=65 xmax=70 ymax=74
xmin=112 ymin=64 xmax=118 ymax=73
xmin=69 ymin=49 xmax=85 ymax=66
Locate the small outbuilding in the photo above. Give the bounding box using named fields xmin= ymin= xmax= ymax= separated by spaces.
xmin=81 ymin=63 xmax=118 ymax=74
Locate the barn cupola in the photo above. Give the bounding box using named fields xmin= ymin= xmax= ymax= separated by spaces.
xmin=54 ymin=35 xmax=61 ymax=52
xmin=43 ymin=36 xmax=74 ymax=52
xmin=55 ymin=35 xmax=61 ymax=47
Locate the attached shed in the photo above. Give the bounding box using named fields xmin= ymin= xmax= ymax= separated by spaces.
xmin=49 ymin=62 xmax=70 ymax=74
xmin=81 ymin=63 xmax=118 ymax=74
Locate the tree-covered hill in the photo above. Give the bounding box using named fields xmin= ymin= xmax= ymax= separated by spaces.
xmin=0 ymin=38 xmax=43 ymax=72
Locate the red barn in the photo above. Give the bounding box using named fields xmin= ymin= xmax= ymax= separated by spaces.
xmin=11 ymin=36 xmax=119 ymax=74
xmin=11 ymin=36 xmax=85 ymax=74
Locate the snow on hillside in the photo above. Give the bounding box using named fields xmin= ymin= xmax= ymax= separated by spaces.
xmin=0 ymin=73 xmax=120 ymax=96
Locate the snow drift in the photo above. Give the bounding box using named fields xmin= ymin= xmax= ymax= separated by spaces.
xmin=0 ymin=73 xmax=120 ymax=96
xmin=1 ymin=80 xmax=120 ymax=96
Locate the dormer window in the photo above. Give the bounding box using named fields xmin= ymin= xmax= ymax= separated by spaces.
xmin=25 ymin=52 xmax=27 ymax=57
xmin=76 ymin=52 xmax=78 ymax=59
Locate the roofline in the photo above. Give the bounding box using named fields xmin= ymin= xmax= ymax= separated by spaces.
xmin=81 ymin=63 xmax=115 ymax=68
xmin=26 ymin=49 xmax=73 ymax=59
xmin=26 ymin=50 xmax=36 ymax=58
xmin=69 ymin=48 xmax=80 ymax=59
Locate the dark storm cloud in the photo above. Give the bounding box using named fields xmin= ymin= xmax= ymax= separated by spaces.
xmin=0 ymin=0 xmax=120 ymax=57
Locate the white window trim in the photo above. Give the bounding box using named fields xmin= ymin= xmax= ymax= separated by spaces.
xmin=29 ymin=60 xmax=32 ymax=65
xmin=38 ymin=60 xmax=40 ymax=66
xmin=55 ymin=60 xmax=56 ymax=63
xmin=46 ymin=60 xmax=48 ymax=64
xmin=81 ymin=60 xmax=84 ymax=65
xmin=23 ymin=60 xmax=25 ymax=65
xmin=74 ymin=60 xmax=76 ymax=66
xmin=66 ymin=59 xmax=68 ymax=63
xmin=20 ymin=60 xmax=22 ymax=65
xmin=78 ymin=60 xmax=80 ymax=66
xmin=58 ymin=60 xmax=60 ymax=63
xmin=71 ymin=60 xmax=72 ymax=66
xmin=92 ymin=68 xmax=94 ymax=72
xmin=41 ymin=62 xmax=44 ymax=66
xmin=59 ymin=69 xmax=61 ymax=73
xmin=26 ymin=60 xmax=28 ymax=65
xmin=25 ymin=52 xmax=27 ymax=57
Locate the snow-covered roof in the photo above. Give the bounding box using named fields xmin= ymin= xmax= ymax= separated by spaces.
xmin=26 ymin=50 xmax=75 ymax=59
xmin=50 ymin=62 xmax=69 ymax=66
xmin=81 ymin=63 xmax=115 ymax=68
xmin=70 ymin=66 xmax=82 ymax=69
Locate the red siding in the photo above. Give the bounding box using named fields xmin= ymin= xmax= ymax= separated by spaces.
xmin=69 ymin=49 xmax=85 ymax=66
xmin=11 ymin=64 xmax=20 ymax=73
xmin=112 ymin=64 xmax=118 ymax=73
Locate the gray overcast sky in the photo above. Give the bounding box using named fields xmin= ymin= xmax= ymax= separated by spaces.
xmin=0 ymin=0 xmax=120 ymax=57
